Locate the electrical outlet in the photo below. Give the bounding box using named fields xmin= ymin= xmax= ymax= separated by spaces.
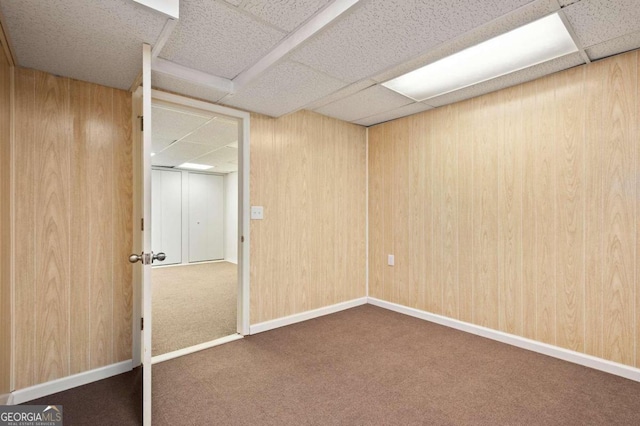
xmin=251 ymin=206 xmax=264 ymax=220
xmin=388 ymin=254 xmax=394 ymax=266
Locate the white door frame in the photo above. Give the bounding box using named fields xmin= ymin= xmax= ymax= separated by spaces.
xmin=131 ymin=90 xmax=251 ymax=367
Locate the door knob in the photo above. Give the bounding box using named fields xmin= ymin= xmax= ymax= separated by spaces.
xmin=153 ymin=252 xmax=166 ymax=262
xmin=129 ymin=253 xmax=143 ymax=263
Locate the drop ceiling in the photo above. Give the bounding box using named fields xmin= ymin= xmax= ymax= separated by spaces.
xmin=1 ymin=0 xmax=639 ymax=127
xmin=151 ymin=103 xmax=239 ymax=173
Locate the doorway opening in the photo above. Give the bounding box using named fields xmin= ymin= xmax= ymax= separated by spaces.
xmin=133 ymin=90 xmax=250 ymax=365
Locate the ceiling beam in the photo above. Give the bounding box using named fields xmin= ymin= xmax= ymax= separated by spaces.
xmin=152 ymin=57 xmax=234 ymax=93
xmin=232 ymin=0 xmax=362 ymax=91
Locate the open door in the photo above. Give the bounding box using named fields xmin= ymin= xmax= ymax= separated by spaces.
xmin=129 ymin=43 xmax=159 ymax=426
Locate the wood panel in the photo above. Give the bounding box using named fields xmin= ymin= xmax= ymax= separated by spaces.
xmin=368 ymin=51 xmax=640 ymax=368
xmin=499 ymin=84 xmax=523 ymax=335
xmin=392 ymin=118 xmax=409 ymax=306
xmin=13 ymin=69 xmax=133 ymax=388
xmin=472 ymin=93 xmax=499 ymax=329
xmin=0 ymin=43 xmax=11 ymax=395
xmin=14 ymin=69 xmax=37 ymax=389
xmin=555 ymin=67 xmax=585 ymax=352
xmin=249 ymin=110 xmax=366 ymax=324
xmin=600 ymin=53 xmax=636 ymax=366
xmin=534 ymin=74 xmax=556 ymax=345
xmin=368 ymin=126 xmax=384 ymax=299
xmin=112 ymin=89 xmax=133 ymax=362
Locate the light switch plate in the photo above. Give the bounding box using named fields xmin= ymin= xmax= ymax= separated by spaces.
xmin=251 ymin=206 xmax=264 ymax=220
xmin=388 ymin=254 xmax=394 ymax=266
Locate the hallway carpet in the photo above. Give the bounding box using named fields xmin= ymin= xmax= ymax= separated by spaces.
xmin=152 ymin=261 xmax=237 ymax=355
xmin=26 ymin=305 xmax=640 ymax=425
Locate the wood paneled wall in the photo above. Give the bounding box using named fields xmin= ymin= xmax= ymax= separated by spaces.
xmin=250 ymin=110 xmax=366 ymax=324
xmin=369 ymin=50 xmax=640 ymax=368
xmin=13 ymin=68 xmax=133 ymax=389
xmin=0 ymin=45 xmax=11 ymax=395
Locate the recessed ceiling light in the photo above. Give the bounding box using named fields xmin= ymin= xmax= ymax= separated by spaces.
xmin=382 ymin=13 xmax=578 ymax=102
xmin=177 ymin=162 xmax=214 ymax=171
xmin=150 ymin=152 xmax=156 ymax=157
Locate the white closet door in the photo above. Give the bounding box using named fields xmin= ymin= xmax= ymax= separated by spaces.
xmin=151 ymin=169 xmax=182 ymax=265
xmin=188 ymin=172 xmax=224 ymax=262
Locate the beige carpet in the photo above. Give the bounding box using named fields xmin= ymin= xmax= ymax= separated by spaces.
xmin=152 ymin=262 xmax=237 ymax=355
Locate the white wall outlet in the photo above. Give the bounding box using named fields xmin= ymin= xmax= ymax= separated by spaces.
xmin=251 ymin=206 xmax=264 ymax=220
xmin=388 ymin=254 xmax=394 ymax=266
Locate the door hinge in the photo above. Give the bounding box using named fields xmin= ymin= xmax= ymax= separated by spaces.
xmin=139 ymin=115 xmax=144 ymax=132
xmin=141 ymin=317 xmax=144 ymax=331
xmin=241 ymin=235 xmax=245 ymax=243
xmin=141 ymin=218 xmax=144 ymax=231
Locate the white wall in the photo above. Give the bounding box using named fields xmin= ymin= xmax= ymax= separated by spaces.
xmin=223 ymin=172 xmax=238 ymax=264
xmin=151 ymin=169 xmax=182 ymax=265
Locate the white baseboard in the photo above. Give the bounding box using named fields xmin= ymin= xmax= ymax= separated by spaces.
xmin=152 ymin=334 xmax=243 ymax=364
xmin=9 ymin=360 xmax=133 ymax=405
xmin=250 ymin=297 xmax=368 ymax=335
xmin=368 ymin=297 xmax=640 ymax=383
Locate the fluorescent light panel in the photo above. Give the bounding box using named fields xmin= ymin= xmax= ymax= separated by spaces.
xmin=177 ymin=162 xmax=214 ymax=170
xmin=383 ymin=13 xmax=578 ymax=102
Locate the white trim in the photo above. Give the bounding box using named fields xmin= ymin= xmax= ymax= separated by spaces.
xmin=8 ymin=361 xmax=133 ymax=405
xmin=367 ymin=297 xmax=640 ymax=383
xmin=151 ymin=19 xmax=177 ymax=59
xmin=152 ymin=334 xmax=243 ymax=364
xmin=132 ymin=0 xmax=179 ymax=19
xmin=152 ymin=58 xmax=234 ymax=94
xmin=232 ymin=0 xmax=362 ymax=90
xmin=250 ymin=297 xmax=368 ymax=335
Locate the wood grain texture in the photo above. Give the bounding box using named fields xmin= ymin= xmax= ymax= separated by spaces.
xmin=368 ymin=51 xmax=640 ymax=368
xmin=14 ymin=69 xmax=133 ymax=388
xmin=69 ymin=80 xmax=92 ymax=374
xmin=391 ymin=118 xmax=409 ymax=306
xmin=534 ymin=75 xmax=556 ymax=345
xmin=472 ymin=93 xmax=499 ymax=329
xmin=584 ymin=58 xmax=605 ymax=359
xmin=0 ymin=43 xmax=11 ymax=394
xmin=499 ymin=84 xmax=523 ymax=335
xmin=601 ymin=52 xmax=636 ymax=366
xmin=33 ymin=70 xmax=70 ymax=383
xmin=555 ymin=67 xmax=585 ymax=352
xmin=368 ymin=126 xmax=384 ymax=299
xmin=14 ymin=68 xmax=36 ymax=390
xmin=112 ymin=89 xmax=133 ymax=363
xmin=249 ymin=110 xmax=366 ymax=324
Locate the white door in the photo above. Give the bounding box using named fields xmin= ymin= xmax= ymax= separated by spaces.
xmin=188 ymin=172 xmax=224 ymax=262
xmin=151 ymin=169 xmax=182 ymax=265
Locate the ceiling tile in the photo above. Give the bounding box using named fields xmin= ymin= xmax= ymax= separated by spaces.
xmin=221 ymin=60 xmax=346 ymax=117
xmin=426 ymin=52 xmax=584 ymax=107
xmin=152 ymin=72 xmax=229 ymax=104
xmin=585 ymin=30 xmax=640 ymax=60
xmin=372 ymin=0 xmax=560 ymax=83
xmin=223 ymin=0 xmax=243 ymax=6
xmin=314 ymin=85 xmax=413 ymax=122
xmin=241 ymin=0 xmax=333 ymax=32
xmin=152 ymin=141 xmax=215 ymax=167
xmin=152 ymin=106 xmax=211 ymax=142
xmin=564 ymin=0 xmax=640 ymax=48
xmin=151 ymin=137 xmax=175 ymax=154
xmin=291 ymin=0 xmax=531 ymax=84
xmin=302 ymin=79 xmax=377 ymax=111
xmin=193 ymin=147 xmax=239 ymax=173
xmin=353 ymin=102 xmax=434 ymax=127
xmin=0 ymin=0 xmax=166 ymax=90
xmin=159 ymin=0 xmax=286 ymax=79
xmin=182 ymin=119 xmax=239 ymax=148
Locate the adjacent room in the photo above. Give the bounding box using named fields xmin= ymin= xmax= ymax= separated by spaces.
xmin=1 ymin=0 xmax=640 ymax=425
xmin=150 ymin=100 xmax=240 ymax=357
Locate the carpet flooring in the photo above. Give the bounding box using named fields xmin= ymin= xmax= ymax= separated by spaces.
xmin=152 ymin=261 xmax=237 ymax=355
xmin=25 ymin=305 xmax=640 ymax=425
